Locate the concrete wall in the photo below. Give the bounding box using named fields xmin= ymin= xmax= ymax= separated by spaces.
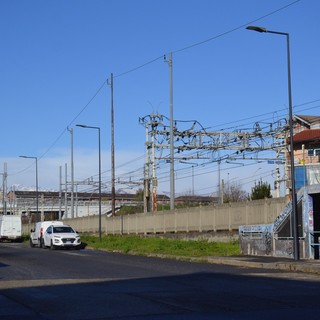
xmin=23 ymin=197 xmax=287 ymax=238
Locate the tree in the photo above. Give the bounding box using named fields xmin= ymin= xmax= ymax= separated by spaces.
xmin=135 ymin=188 xmax=144 ymax=201
xmin=250 ymin=179 xmax=272 ymax=200
xmin=223 ymin=182 xmax=247 ymax=203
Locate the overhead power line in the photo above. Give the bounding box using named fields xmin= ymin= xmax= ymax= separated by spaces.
xmin=173 ymin=0 xmax=301 ymax=54
xmin=29 ymin=0 xmax=301 ymax=164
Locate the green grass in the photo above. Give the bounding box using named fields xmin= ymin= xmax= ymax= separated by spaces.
xmin=80 ymin=234 xmax=240 ymax=257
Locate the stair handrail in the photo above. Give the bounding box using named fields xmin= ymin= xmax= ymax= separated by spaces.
xmin=273 ymin=187 xmax=304 ymax=233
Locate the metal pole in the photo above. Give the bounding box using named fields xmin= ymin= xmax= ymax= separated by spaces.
xmin=19 ymin=156 xmax=39 ymax=221
xmin=110 ymin=73 xmax=116 ymax=217
xmin=68 ymin=127 xmax=74 ymax=218
xmin=2 ymin=163 xmax=7 ymax=214
xmin=246 ymin=26 xmax=299 ymax=260
xmin=1 ymin=171 xmax=4 ymax=214
xmin=192 ymin=165 xmax=194 ymax=196
xmin=76 ymin=124 xmax=102 ymax=241
xmin=35 ymin=157 xmax=39 ymax=221
xmin=11 ymin=185 xmax=15 ymax=215
xmin=4 ymin=163 xmax=7 ymax=214
xmin=59 ymin=166 xmax=62 ymax=220
xmin=285 ymin=32 xmax=300 ymax=261
xmin=218 ymin=159 xmax=221 ymax=204
xmin=144 ymin=124 xmax=150 ymax=213
xmin=65 ymin=163 xmax=68 ymax=219
xmin=152 ymin=128 xmax=157 ymax=212
xmin=98 ymin=127 xmax=102 ymax=241
xmin=75 ymin=183 xmax=78 ymax=218
xmin=165 ymin=52 xmax=175 ymax=210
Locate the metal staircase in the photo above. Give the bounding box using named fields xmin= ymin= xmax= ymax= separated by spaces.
xmin=273 ymin=187 xmax=304 ymax=233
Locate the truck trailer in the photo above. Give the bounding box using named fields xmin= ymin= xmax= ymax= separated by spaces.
xmin=0 ymin=215 xmax=22 ymax=242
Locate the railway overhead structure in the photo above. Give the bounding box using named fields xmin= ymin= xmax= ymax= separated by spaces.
xmin=139 ymin=113 xmax=289 ymax=212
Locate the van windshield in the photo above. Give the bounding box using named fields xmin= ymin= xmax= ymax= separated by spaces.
xmin=53 ymin=226 xmax=74 ymax=233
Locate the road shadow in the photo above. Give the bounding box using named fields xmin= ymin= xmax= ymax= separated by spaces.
xmin=1 ymin=268 xmax=320 ymax=319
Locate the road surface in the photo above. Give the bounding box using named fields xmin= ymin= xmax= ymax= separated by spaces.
xmin=1 ymin=242 xmax=320 ymax=319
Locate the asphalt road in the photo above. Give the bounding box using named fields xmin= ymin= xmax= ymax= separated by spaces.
xmin=1 ymin=242 xmax=320 ymax=319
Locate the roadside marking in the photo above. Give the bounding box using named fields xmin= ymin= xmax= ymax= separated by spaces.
xmin=245 ymin=272 xmax=320 ymax=281
xmin=0 ymin=278 xmax=125 ymax=290
xmin=58 ymin=251 xmax=88 ymax=257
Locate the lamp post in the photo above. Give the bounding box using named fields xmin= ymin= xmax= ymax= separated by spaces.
xmin=246 ymin=25 xmax=299 ymax=260
xmin=109 ymin=73 xmax=116 ymax=216
xmin=76 ymin=124 xmax=102 ymax=241
xmin=20 ymin=155 xmax=39 ymax=221
xmin=67 ymin=127 xmax=75 ymax=218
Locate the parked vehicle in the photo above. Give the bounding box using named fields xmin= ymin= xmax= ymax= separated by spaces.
xmin=0 ymin=215 xmax=22 ymax=242
xmin=43 ymin=224 xmax=81 ymax=250
xmin=30 ymin=220 xmax=64 ymax=248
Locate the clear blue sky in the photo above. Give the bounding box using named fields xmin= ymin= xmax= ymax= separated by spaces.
xmin=1 ymin=0 xmax=319 ymax=196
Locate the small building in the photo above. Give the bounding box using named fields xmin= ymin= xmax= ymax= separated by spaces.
xmin=239 ymin=114 xmax=320 ymax=259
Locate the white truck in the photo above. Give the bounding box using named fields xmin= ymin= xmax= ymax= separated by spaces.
xmin=30 ymin=220 xmax=63 ymax=248
xmin=0 ymin=215 xmax=22 ymax=242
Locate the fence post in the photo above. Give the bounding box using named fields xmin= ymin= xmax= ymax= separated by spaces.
xmin=174 ymin=210 xmax=177 ymax=233
xmin=228 ymin=203 xmax=231 ymax=231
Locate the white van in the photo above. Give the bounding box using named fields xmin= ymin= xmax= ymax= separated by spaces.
xmin=0 ymin=215 xmax=22 ymax=242
xmin=30 ymin=220 xmax=63 ymax=248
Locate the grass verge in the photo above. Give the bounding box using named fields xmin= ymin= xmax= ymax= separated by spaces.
xmin=81 ymin=234 xmax=240 ymax=257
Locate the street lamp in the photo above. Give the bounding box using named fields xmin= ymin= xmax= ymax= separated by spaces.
xmin=246 ymin=25 xmax=299 ymax=260
xmin=76 ymin=124 xmax=102 ymax=241
xmin=19 ymin=155 xmax=39 ymax=221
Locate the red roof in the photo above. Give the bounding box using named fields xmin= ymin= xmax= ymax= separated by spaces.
xmin=293 ymin=129 xmax=320 ymax=143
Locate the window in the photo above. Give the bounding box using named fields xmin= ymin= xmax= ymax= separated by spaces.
xmin=307 ymin=148 xmax=320 ymax=157
xmin=53 ymin=226 xmax=74 ymax=233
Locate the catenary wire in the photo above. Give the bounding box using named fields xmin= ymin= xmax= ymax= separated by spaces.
xmin=25 ymin=0 xmax=301 ymax=165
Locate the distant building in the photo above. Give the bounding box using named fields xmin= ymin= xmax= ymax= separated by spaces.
xmin=291 ymin=115 xmax=320 ymax=189
xmin=175 ymin=195 xmax=218 ymax=206
xmin=4 ymin=190 xmax=170 ymax=221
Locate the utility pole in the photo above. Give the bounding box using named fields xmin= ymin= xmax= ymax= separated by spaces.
xmin=2 ymin=163 xmax=7 ymax=214
xmin=109 ymin=73 xmax=116 ymax=216
xmin=64 ymin=163 xmax=68 ymax=218
xmin=19 ymin=156 xmax=39 ymax=220
xmin=59 ymin=166 xmax=62 ymax=220
xmin=164 ymin=52 xmax=175 ymax=210
xmin=140 ymin=114 xmax=164 ymax=212
xmin=151 ymin=126 xmax=157 ymax=212
xmin=144 ymin=124 xmax=150 ymax=212
xmin=68 ymin=127 xmax=74 ymax=218
xmin=218 ymin=158 xmax=222 ymax=204
xmin=221 ymin=179 xmax=225 ymax=204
